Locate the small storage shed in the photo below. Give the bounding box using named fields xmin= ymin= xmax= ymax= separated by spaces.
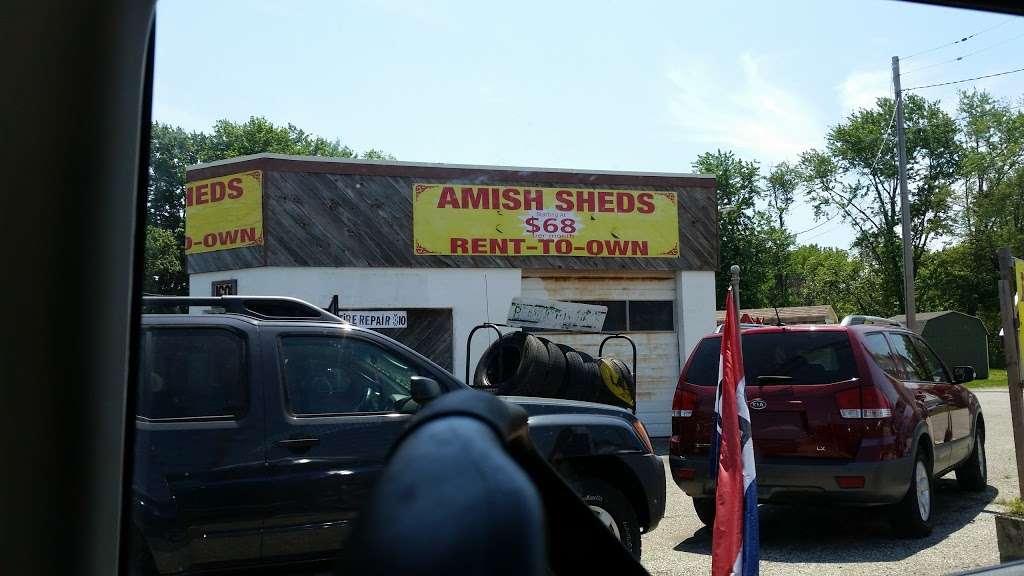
xmin=889 ymin=311 xmax=989 ymax=379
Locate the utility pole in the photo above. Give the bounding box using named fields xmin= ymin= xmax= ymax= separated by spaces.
xmin=998 ymin=247 xmax=1024 ymax=498
xmin=892 ymin=56 xmax=917 ymax=332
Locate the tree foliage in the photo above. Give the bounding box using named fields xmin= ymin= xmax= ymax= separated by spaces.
xmin=144 ymin=117 xmax=391 ymax=294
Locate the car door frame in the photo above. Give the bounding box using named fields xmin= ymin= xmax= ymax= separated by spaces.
xmin=884 ymin=330 xmax=953 ymax=473
xmin=133 ymin=316 xmax=268 ymax=574
xmin=258 ymin=323 xmax=460 ymax=562
xmin=910 ymin=334 xmax=974 ymax=467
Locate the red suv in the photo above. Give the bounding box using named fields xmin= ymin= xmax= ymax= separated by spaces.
xmin=669 ymin=317 xmax=986 ymax=537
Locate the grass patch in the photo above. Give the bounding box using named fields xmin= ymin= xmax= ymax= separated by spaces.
xmin=968 ymin=368 xmax=1009 ymax=389
xmin=1004 ymin=497 xmax=1024 ymax=517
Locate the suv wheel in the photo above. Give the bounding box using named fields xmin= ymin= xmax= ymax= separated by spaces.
xmin=891 ymin=449 xmax=933 ymax=538
xmin=955 ymin=426 xmax=987 ymax=492
xmin=577 ymin=477 xmax=641 ymax=559
xmin=692 ymin=497 xmax=715 ymax=527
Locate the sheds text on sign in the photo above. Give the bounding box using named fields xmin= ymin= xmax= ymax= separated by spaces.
xmin=185 ymin=170 xmax=264 ymax=255
xmin=412 ymin=183 xmax=680 ymax=257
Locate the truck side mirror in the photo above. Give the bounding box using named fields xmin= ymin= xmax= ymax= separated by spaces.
xmin=953 ymin=366 xmax=975 ymax=384
xmin=410 ymin=376 xmax=442 ymax=405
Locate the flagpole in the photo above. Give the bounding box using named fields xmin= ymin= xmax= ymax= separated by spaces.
xmin=730 ymin=264 xmax=743 ymax=358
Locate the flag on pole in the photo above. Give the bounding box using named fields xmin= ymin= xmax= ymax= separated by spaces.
xmin=710 ymin=287 xmax=759 ymax=576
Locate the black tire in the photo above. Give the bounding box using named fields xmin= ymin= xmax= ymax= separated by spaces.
xmin=955 ymin=424 xmax=987 ymax=492
xmin=535 ymin=337 xmax=567 ymax=398
xmin=472 ymin=332 xmax=549 ymax=396
xmin=576 ymin=477 xmax=642 ymax=560
xmin=693 ymin=497 xmax=716 ymax=527
xmin=558 ymin=344 xmax=587 ymax=400
xmin=890 ymin=448 xmax=934 ymax=538
xmin=573 ymin=351 xmax=601 ymax=403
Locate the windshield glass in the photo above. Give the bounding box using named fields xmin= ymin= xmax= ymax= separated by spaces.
xmin=685 ymin=331 xmax=857 ymax=385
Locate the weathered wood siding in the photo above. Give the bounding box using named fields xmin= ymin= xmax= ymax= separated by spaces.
xmin=187 ymin=156 xmax=718 ymax=273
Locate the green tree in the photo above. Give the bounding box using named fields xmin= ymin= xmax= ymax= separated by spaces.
xmin=764 ymin=162 xmax=801 ymax=304
xmin=785 ymin=244 xmax=881 ymax=317
xmin=799 ymin=94 xmax=961 ymax=316
xmin=145 ymin=117 xmax=391 ymax=294
xmin=142 ymin=225 xmax=186 ymax=295
xmin=693 ymin=150 xmax=782 ymax=307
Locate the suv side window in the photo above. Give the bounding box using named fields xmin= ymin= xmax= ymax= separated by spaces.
xmin=137 ymin=328 xmax=247 ymax=420
xmin=280 ymin=335 xmax=423 ymax=416
xmin=864 ymin=333 xmax=900 ymax=377
xmin=912 ymin=336 xmax=951 ymax=383
xmin=887 ymin=333 xmax=928 ymax=382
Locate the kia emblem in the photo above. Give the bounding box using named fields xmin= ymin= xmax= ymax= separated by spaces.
xmin=750 ymin=399 xmax=767 ymax=410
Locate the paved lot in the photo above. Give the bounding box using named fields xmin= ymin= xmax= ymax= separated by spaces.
xmin=642 ymin=390 xmax=1013 ymax=576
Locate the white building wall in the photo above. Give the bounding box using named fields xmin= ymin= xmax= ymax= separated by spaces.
xmin=676 ymin=270 xmax=716 ymax=368
xmin=190 ymin=267 xmax=522 ymax=382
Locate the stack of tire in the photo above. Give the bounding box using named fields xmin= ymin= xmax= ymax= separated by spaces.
xmin=473 ymin=332 xmax=635 ymax=410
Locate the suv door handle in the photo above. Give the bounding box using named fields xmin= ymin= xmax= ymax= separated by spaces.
xmin=277 ymin=437 xmax=320 ymax=451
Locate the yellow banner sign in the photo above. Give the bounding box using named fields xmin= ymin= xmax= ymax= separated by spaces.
xmin=412 ymin=184 xmax=680 ymax=257
xmin=185 ymin=171 xmax=263 ymax=255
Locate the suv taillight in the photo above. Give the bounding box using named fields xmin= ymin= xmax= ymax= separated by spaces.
xmin=835 ymin=386 xmax=892 ymax=419
xmin=672 ymin=388 xmax=697 ymax=417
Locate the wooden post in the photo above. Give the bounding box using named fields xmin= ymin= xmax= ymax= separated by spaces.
xmin=998 ymin=247 xmax=1024 ymax=498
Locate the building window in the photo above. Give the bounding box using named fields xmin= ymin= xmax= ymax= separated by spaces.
xmin=628 ymin=301 xmax=674 ymax=331
xmin=576 ymin=300 xmax=675 ymax=332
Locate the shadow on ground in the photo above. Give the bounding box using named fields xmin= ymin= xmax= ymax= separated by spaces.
xmin=674 ymin=478 xmax=999 ymax=563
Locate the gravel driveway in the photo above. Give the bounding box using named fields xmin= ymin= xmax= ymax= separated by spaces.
xmin=642 ymin=390 xmax=1014 ymax=576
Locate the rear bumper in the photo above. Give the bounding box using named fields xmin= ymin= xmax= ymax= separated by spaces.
xmin=669 ymin=453 xmax=913 ymax=505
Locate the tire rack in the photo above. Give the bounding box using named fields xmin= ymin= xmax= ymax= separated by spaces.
xmin=465 ymin=322 xmax=638 ymax=414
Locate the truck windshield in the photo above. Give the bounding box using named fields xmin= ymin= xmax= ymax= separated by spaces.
xmin=684 ymin=331 xmax=857 ymax=386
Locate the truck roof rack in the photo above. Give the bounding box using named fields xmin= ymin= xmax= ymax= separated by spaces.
xmin=840 ymin=315 xmax=904 ymax=327
xmin=142 ymin=296 xmax=344 ymax=323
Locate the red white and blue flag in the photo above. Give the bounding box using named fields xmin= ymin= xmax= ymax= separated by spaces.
xmin=709 ymin=287 xmax=759 ymax=576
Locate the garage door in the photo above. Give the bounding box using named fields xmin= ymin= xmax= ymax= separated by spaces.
xmin=520 ymin=275 xmax=678 ymax=437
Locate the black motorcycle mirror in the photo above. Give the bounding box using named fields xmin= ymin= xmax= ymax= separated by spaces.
xmin=410 ymin=376 xmax=442 ymax=405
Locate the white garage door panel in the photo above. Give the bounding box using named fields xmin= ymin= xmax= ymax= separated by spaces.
xmin=521 ymin=276 xmax=678 ymax=437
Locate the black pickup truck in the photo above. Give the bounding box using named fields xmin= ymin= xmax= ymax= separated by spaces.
xmin=131 ymin=297 xmax=665 ymax=574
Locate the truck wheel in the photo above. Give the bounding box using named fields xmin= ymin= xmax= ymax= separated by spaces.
xmin=955 ymin=425 xmax=987 ymax=492
xmin=535 ymin=337 xmax=567 ymax=398
xmin=692 ymin=497 xmax=715 ymax=527
xmin=890 ymin=449 xmax=933 ymax=538
xmin=577 ymin=478 xmax=641 ymax=559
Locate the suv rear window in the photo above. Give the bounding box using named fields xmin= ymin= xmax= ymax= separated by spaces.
xmin=683 ymin=331 xmax=857 ymax=386
xmin=137 ymin=328 xmax=247 ymax=420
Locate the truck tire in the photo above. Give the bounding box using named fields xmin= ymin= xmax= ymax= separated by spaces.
xmin=692 ymin=497 xmax=715 ymax=527
xmin=955 ymin=425 xmax=987 ymax=492
xmin=572 ymin=351 xmax=601 ymax=403
xmin=576 ymin=477 xmax=642 ymax=560
xmin=535 ymin=337 xmax=567 ymax=398
xmin=890 ymin=448 xmax=933 ymax=538
xmin=596 ymin=357 xmax=635 ymax=409
xmin=473 ymin=332 xmax=549 ymax=396
xmin=558 ymin=344 xmax=587 ymax=400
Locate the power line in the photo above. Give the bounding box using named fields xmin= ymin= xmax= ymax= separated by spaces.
xmin=902 ymin=66 xmax=1024 ymax=91
xmin=902 ymin=29 xmax=1024 ymax=75
xmin=901 ymin=17 xmax=1014 ymax=60
xmin=793 ymin=214 xmax=837 ymax=236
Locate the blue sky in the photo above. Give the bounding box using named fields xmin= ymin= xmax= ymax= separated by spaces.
xmin=154 ymin=1 xmax=1024 ymax=249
